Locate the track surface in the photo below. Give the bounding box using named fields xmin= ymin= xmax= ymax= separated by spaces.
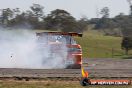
xmin=84 ymin=58 xmax=132 ymax=78
xmin=0 ymin=58 xmax=132 ymax=78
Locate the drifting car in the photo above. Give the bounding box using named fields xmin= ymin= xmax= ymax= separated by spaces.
xmin=36 ymin=32 xmax=82 ymax=69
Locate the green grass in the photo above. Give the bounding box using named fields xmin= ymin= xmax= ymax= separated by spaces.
xmin=0 ymin=80 xmax=131 ymax=88
xmin=75 ymin=30 xmax=132 ymax=58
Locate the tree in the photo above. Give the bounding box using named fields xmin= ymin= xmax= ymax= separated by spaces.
xmin=13 ymin=8 xmax=20 ymax=17
xmin=121 ymin=37 xmax=132 ymax=55
xmin=29 ymin=4 xmax=45 ymax=28
xmin=76 ymin=17 xmax=89 ymax=32
xmin=30 ymin=4 xmax=44 ymax=18
xmin=44 ymin=9 xmax=77 ymax=32
xmin=114 ymin=15 xmax=132 ymax=37
xmin=0 ymin=8 xmax=13 ymax=25
xmin=127 ymin=0 xmax=132 ymax=15
xmin=94 ymin=7 xmax=110 ymax=30
xmin=100 ymin=7 xmax=110 ymax=18
xmin=8 ymin=12 xmax=28 ymax=27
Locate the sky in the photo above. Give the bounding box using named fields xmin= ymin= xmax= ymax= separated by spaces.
xmin=0 ymin=0 xmax=130 ymax=19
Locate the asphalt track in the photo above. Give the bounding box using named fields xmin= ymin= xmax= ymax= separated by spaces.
xmin=0 ymin=58 xmax=132 ymax=78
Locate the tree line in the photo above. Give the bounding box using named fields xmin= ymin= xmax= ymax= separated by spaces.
xmin=0 ymin=4 xmax=88 ymax=32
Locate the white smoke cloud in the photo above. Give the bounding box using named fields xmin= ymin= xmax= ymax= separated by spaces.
xmin=0 ymin=27 xmax=68 ymax=69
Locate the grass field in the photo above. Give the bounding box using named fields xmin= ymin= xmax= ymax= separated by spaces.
xmin=0 ymin=80 xmax=131 ymax=88
xmin=75 ymin=29 xmax=132 ymax=58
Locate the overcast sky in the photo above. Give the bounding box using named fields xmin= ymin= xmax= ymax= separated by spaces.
xmin=0 ymin=0 xmax=130 ymax=19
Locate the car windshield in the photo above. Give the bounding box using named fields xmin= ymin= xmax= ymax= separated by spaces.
xmin=38 ymin=34 xmax=76 ymax=44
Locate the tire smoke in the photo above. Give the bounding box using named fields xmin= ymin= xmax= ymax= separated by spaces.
xmin=0 ymin=28 xmax=68 ymax=69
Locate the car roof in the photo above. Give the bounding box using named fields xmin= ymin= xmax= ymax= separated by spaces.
xmin=36 ymin=32 xmax=83 ymax=37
